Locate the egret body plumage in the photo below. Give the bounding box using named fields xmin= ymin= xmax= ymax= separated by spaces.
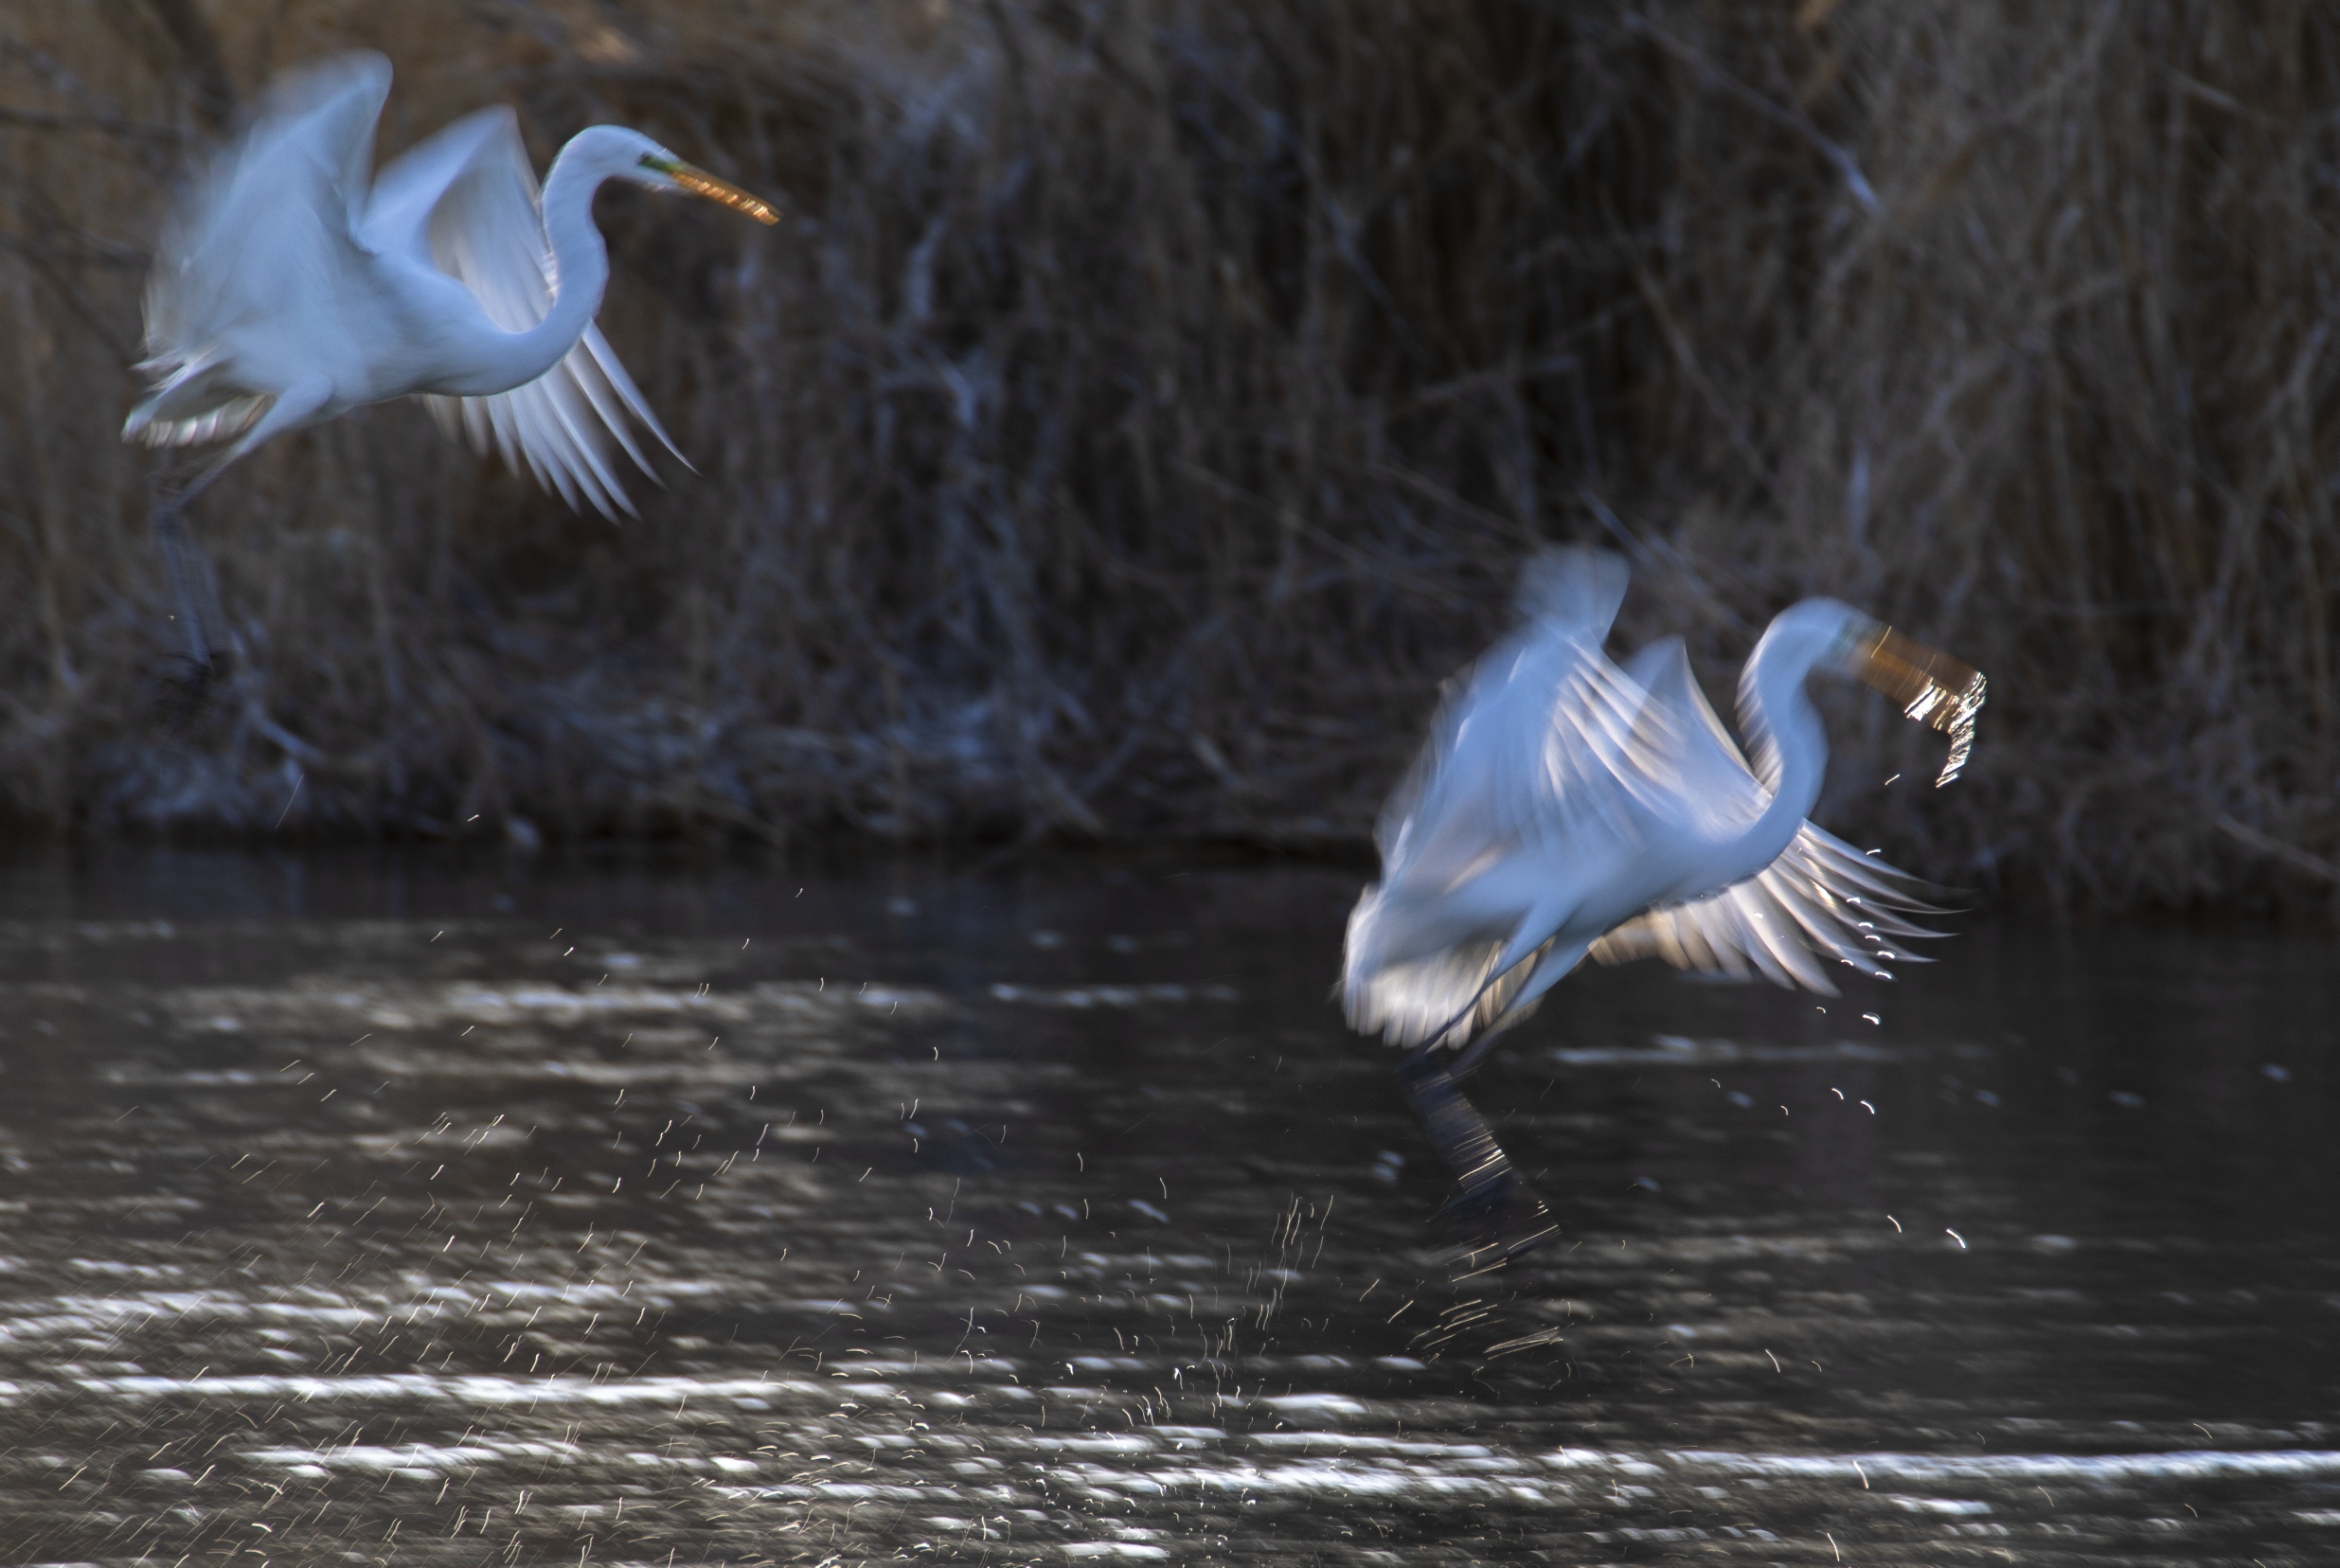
xmin=125 ymin=51 xmax=778 ymax=675
xmin=1343 ymin=549 xmax=1984 ymax=1258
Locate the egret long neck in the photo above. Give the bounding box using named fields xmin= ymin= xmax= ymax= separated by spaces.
xmin=1724 ymin=637 xmax=1832 ymax=881
xmin=464 ymin=145 xmax=613 ymax=391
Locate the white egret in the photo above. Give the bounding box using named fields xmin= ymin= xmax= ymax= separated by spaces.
xmin=124 ymin=50 xmax=778 ymax=676
xmin=1343 ymin=548 xmax=1985 ymax=1260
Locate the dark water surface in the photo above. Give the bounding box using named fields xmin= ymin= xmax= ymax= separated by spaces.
xmin=0 ymin=848 xmax=2334 ymax=1565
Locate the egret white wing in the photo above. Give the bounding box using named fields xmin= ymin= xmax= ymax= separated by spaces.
xmin=130 ymin=52 xmax=392 ymax=445
xmin=1616 ymin=636 xmax=1764 ymax=830
xmin=1349 ymin=550 xmax=1701 ymax=1045
xmin=1384 ymin=645 xmax=1663 ymax=869
xmin=1340 ymin=922 xmax=1569 ymax=1051
xmin=1370 ymin=561 xmax=1609 ymax=864
xmin=1586 ymin=824 xmax=1948 ymax=992
xmin=1381 ymin=553 xmax=1682 ymax=879
xmin=365 ymin=106 xmax=682 ymax=517
xmin=1588 ymin=636 xmax=1947 ymax=989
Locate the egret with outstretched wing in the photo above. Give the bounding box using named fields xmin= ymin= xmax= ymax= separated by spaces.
xmin=1343 ymin=548 xmax=1984 ymax=1260
xmin=125 ymin=51 xmax=778 ymax=676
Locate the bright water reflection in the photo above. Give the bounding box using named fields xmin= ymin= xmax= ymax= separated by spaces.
xmin=0 ymin=848 xmax=2333 ymax=1564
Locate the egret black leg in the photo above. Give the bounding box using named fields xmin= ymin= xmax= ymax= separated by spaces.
xmin=152 ymin=493 xmax=218 ymax=678
xmin=1447 ymin=1024 xmax=1509 ymax=1080
xmin=1396 ymin=1042 xmax=1558 ymax=1269
xmin=148 ymin=454 xmax=241 ymax=691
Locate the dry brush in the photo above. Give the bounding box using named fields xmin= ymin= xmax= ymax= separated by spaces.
xmin=0 ymin=0 xmax=2335 ymax=913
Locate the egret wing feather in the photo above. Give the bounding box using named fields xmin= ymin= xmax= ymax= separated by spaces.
xmin=1392 ymin=578 xmax=1682 ymax=866
xmin=1586 ymin=633 xmax=1948 ymax=991
xmin=366 ymin=106 xmax=681 ymax=517
xmin=1347 ymin=933 xmax=1564 ymax=1051
xmin=1512 ymin=545 xmax=1628 ymax=633
xmin=1617 ymin=637 xmax=1763 ymax=829
xmin=130 ymin=53 xmax=393 ymax=445
xmin=1587 ymin=823 xmax=1947 ymax=993
xmin=1349 ymin=550 xmax=1697 ymax=1045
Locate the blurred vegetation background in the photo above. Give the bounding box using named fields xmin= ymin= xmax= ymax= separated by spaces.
xmin=1 ymin=0 xmax=2335 ymax=913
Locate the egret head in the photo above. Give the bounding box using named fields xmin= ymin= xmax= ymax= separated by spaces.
xmin=1742 ymin=600 xmax=1984 ymax=787
xmin=576 ymin=126 xmax=779 ymax=223
xmin=1822 ymin=605 xmax=1987 ymax=787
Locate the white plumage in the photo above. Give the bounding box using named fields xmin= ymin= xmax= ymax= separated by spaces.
xmin=369 ymin=98 xmax=684 ymax=518
xmin=125 ymin=51 xmax=777 ymax=670
xmin=1345 ymin=548 xmax=1983 ymax=1056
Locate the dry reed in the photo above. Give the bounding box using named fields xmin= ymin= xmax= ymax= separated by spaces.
xmin=0 ymin=0 xmax=2334 ymax=913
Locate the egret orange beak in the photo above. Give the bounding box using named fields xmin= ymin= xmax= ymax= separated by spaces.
xmin=1850 ymin=625 xmax=1986 ymax=786
xmin=646 ymin=156 xmax=779 ymax=224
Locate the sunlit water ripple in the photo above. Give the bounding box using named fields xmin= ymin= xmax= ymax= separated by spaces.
xmin=0 ymin=849 xmax=2332 ymax=1563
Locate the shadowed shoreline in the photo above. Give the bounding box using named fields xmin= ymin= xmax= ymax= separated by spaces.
xmin=1 ymin=1 xmax=2335 ymax=917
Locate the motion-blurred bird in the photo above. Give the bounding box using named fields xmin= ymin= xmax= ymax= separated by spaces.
xmin=124 ymin=50 xmax=779 ymax=677
xmin=1344 ymin=548 xmax=1985 ymax=1261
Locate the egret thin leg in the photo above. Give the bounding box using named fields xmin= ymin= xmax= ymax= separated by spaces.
xmin=1395 ymin=1043 xmax=1558 ymax=1266
xmin=1447 ymin=1019 xmax=1515 ymax=1080
xmin=148 ymin=448 xmax=244 ymax=676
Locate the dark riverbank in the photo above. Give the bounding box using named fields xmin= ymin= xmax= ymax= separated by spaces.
xmin=4 ymin=3 xmax=2337 ymax=916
